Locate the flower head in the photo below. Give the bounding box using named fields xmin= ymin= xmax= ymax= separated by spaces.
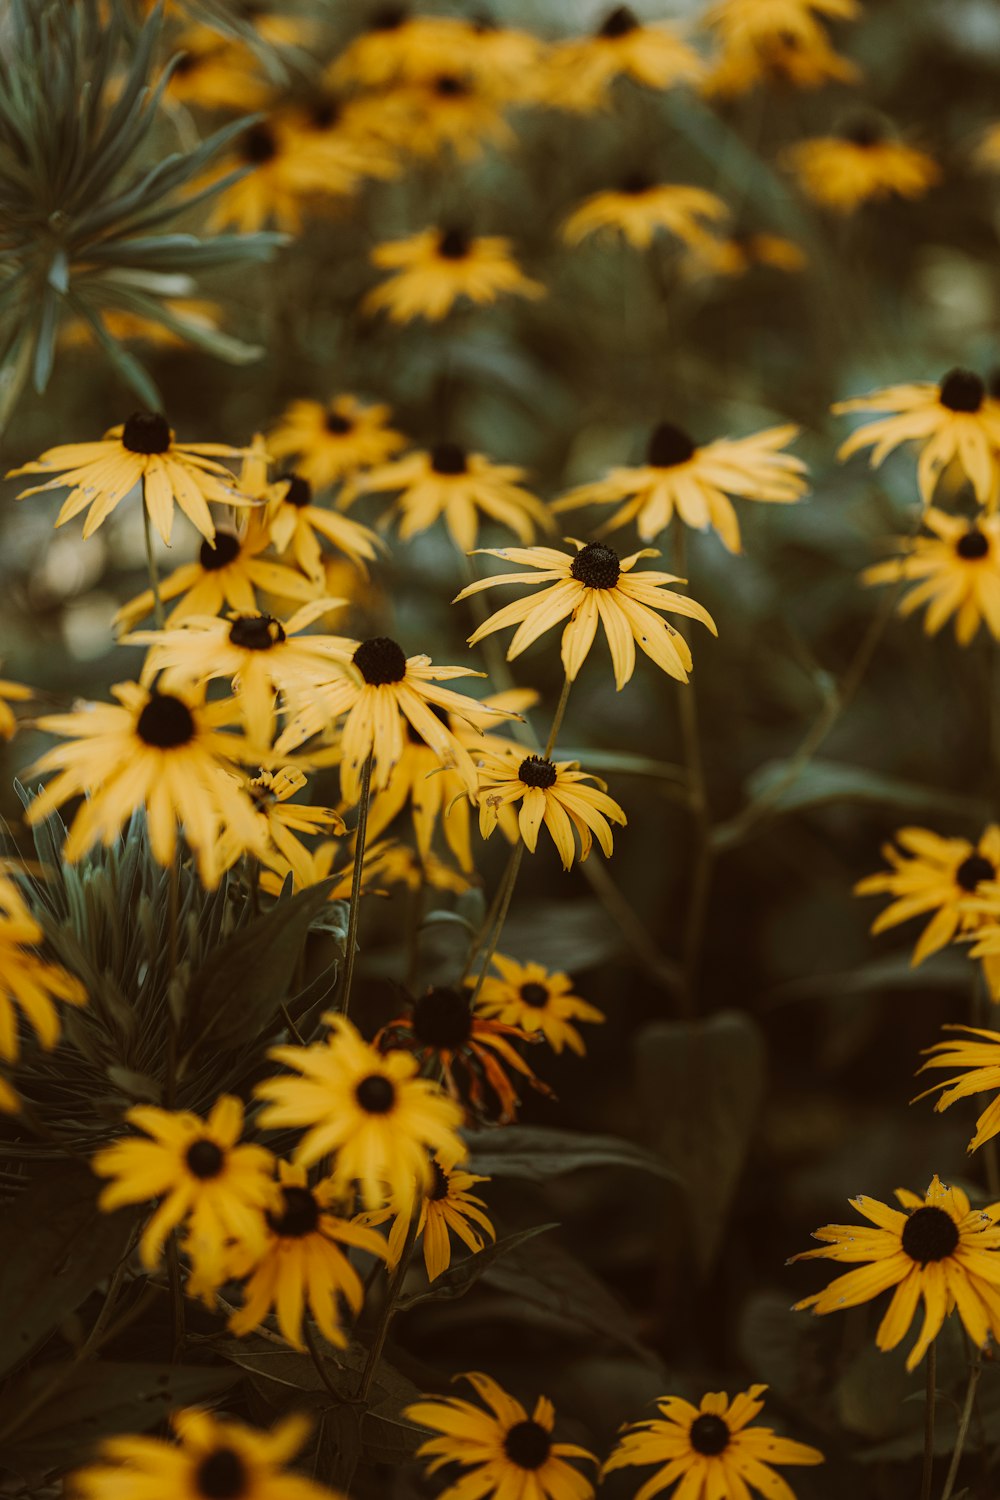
xmin=0 ymin=885 xmax=86 ymax=1062
xmin=266 ymin=472 xmax=384 ymax=579
xmin=220 ymin=768 xmax=345 ymax=886
xmin=863 ymin=508 xmax=1000 ymax=644
xmin=0 ymin=670 xmax=30 ymax=739
xmin=476 ymin=750 xmax=626 ymax=869
xmin=477 ymin=954 xmax=604 ymax=1056
xmin=915 ymin=1025 xmax=1000 ymax=1154
xmin=363 ymin=227 xmax=544 ymax=324
xmin=548 ymin=7 xmax=704 ymax=112
xmin=782 ymin=116 xmax=939 ymax=213
xmin=267 ymin=394 xmax=405 ymax=492
xmin=362 ymin=1147 xmax=495 ymax=1283
xmin=562 ymin=179 xmax=729 ymax=250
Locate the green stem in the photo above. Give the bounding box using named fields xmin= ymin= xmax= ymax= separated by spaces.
xmin=339 ymin=752 xmax=373 ymax=1019
xmin=673 ymin=528 xmax=711 ymax=1010
xmin=467 ymin=841 xmax=525 ymax=1010
xmin=921 ymin=1342 xmax=937 ymax=1500
xmin=543 ymin=675 xmax=572 ymax=759
xmin=303 ymin=1320 xmax=344 ymax=1400
xmin=141 ymin=493 xmax=165 ymax=630
xmin=940 ymin=1354 xmax=981 ymax=1500
xmin=355 ymin=1201 xmax=421 ymax=1404
xmin=460 ymin=841 xmax=519 ymax=983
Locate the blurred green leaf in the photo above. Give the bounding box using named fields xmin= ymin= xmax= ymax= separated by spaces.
xmin=466 ymin=1126 xmax=680 ymax=1184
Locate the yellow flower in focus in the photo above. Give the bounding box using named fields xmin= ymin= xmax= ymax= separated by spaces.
xmin=363 ymin=1149 xmax=494 ymax=1283
xmin=363 ymin=226 xmax=544 ymax=324
xmin=477 ymin=955 xmax=604 ymax=1056
xmin=791 ymin=1176 xmax=1000 ymax=1370
xmin=863 ymin=509 xmax=1000 ymax=645
xmin=548 ymin=5 xmax=704 ymax=113
xmin=267 ymin=394 xmax=406 ymax=492
xmin=0 ymin=885 xmax=86 ymax=1062
xmin=0 ymin=670 xmax=30 ymax=739
xmin=266 ymin=473 xmax=384 ymax=578
xmin=782 ymin=120 xmax=939 ymax=213
xmin=561 ymin=177 xmax=729 ymax=250
xmin=476 ymin=750 xmax=626 ymax=870
xmin=218 ymin=768 xmax=345 ymax=886
xmin=915 ymin=1025 xmax=1000 ymax=1154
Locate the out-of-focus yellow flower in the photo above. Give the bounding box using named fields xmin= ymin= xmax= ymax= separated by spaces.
xmin=477 ymin=954 xmax=604 ymax=1056
xmin=974 ymin=122 xmax=1000 ymax=170
xmin=382 ymin=71 xmax=515 ymax=161
xmin=203 ymin=116 xmax=350 ymax=233
xmin=702 ymin=0 xmax=860 ymax=97
xmin=164 ymin=26 xmax=270 ymax=112
xmin=863 ymin=509 xmax=1000 ymax=646
xmin=268 ymin=394 xmax=405 ymax=492
xmin=0 ymin=670 xmax=31 ymax=740
xmin=782 ymin=121 xmax=940 ymax=213
xmin=685 ymin=229 xmax=807 ymax=277
xmin=328 ymin=8 xmax=473 ymax=89
xmin=561 ymin=179 xmax=729 ymax=251
xmin=266 ymin=473 xmax=384 ymax=579
xmin=363 ymin=227 xmax=544 ymax=324
xmin=547 ymin=5 xmax=704 ymax=112
xmin=58 ymin=300 xmax=223 ymax=351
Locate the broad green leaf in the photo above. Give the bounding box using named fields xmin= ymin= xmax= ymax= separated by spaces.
xmin=397 ymin=1223 xmax=557 ymax=1310
xmin=465 ymin=1125 xmax=680 ymax=1184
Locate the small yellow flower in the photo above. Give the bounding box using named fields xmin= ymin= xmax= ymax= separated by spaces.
xmin=702 ymin=0 xmax=861 ymax=98
xmin=561 ymin=178 xmax=729 ymax=250
xmin=547 ymin=5 xmax=704 ymax=112
xmin=203 ymin=116 xmax=341 ymax=233
xmin=328 ymin=8 xmax=472 ymax=88
xmin=383 ymin=71 xmax=515 ymax=160
xmin=218 ymin=768 xmax=345 ymax=886
xmin=782 ymin=119 xmax=939 ymax=214
xmin=362 ymin=1148 xmax=495 ymax=1283
xmin=266 ymin=473 xmax=384 ymax=578
xmin=267 ymin=394 xmax=406 ymax=492
xmin=363 ymin=226 xmax=544 ymax=324
xmin=863 ymin=508 xmax=1000 ymax=645
xmin=477 ymin=955 xmax=604 ymax=1056
xmin=916 ymin=1025 xmax=1000 ymax=1154
xmin=685 ymin=229 xmax=807 ymax=277
xmin=164 ymin=26 xmax=270 ymax=112
xmin=0 ymin=883 xmax=87 ymax=1063
xmin=476 ymin=750 xmax=627 ymax=869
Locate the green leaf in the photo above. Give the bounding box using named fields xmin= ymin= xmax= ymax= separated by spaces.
xmin=465 ymin=1125 xmax=679 ymax=1184
xmin=397 ymin=1223 xmax=557 ymax=1309
xmin=500 ymin=899 xmax=624 ymax=972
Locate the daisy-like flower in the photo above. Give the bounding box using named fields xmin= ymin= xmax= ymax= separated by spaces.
xmin=363 ymin=226 xmax=544 ymax=324
xmin=24 ymin=681 xmax=264 ymax=888
xmin=555 ymin=423 xmax=807 ymax=553
xmin=72 ymin=1409 xmax=338 ymax=1500
xmin=704 ymin=26 xmax=858 ymax=96
xmin=476 ymin=750 xmax=627 ymax=870
xmin=791 ymin=1175 xmax=1000 ymax=1370
xmin=267 ymin=394 xmax=405 ymax=493
xmin=204 ymin=117 xmax=339 ymax=234
xmin=347 ymin=442 xmax=551 ymax=553
xmin=8 ymin=411 xmax=252 ymax=545
xmin=266 ymin=473 xmax=384 ymax=579
xmin=328 ymin=6 xmax=470 ymax=88
xmin=834 ymin=368 xmax=1000 ymax=508
xmin=915 ymin=1026 xmax=1000 ymax=1154
xmin=388 ymin=71 xmax=515 ymax=161
xmin=219 ymin=768 xmax=345 ymax=885
xmin=255 ymin=1013 xmax=467 ymax=1208
xmin=165 ymin=25 xmax=270 ymax=112
xmin=862 ymin=508 xmax=1000 ymax=645
xmin=0 ymin=669 xmax=30 ymax=739
xmin=274 ymin=634 xmax=516 ymax=803
xmin=476 ymin=954 xmax=604 ymax=1056
xmin=362 ymin=1147 xmax=495 ymax=1283
xmin=703 ymin=0 xmax=861 ymax=41
xmin=548 ymin=6 xmax=704 ymax=113
xmin=561 ymin=177 xmax=729 ymax=251
xmin=405 ymin=1372 xmax=598 ymax=1500
xmin=457 ymin=540 xmax=716 ymax=689
xmin=274 ymin=99 xmax=400 ymax=198
xmin=686 ymin=229 xmax=807 ymax=278
xmin=602 ymin=1384 xmax=823 ymax=1500
xmin=0 ymin=887 xmax=86 ymax=1062
xmin=782 ymin=117 xmax=939 ymax=214
xmin=223 ymin=1159 xmax=387 ymax=1349
xmin=92 ymin=1096 xmax=278 ymax=1283
xmin=258 ymin=836 xmax=473 ymax=902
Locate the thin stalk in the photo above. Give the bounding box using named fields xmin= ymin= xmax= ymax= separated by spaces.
xmin=460 ymin=841 xmax=519 ymax=983
xmin=339 ymin=753 xmax=373 ymax=1019
xmin=921 ymin=1342 xmax=937 ymax=1500
xmin=673 ymin=528 xmax=712 ymax=1009
xmin=940 ymin=1354 xmax=982 ymax=1500
xmin=141 ymin=494 xmax=165 ymax=629
xmin=355 ymin=1201 xmax=421 ymax=1404
xmin=543 ymin=675 xmax=572 ymax=758
xmin=467 ymin=841 xmax=525 ymax=1010
xmin=165 ymin=857 xmax=183 ymax=1359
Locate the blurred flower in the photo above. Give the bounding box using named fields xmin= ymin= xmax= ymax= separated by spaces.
xmin=685 ymin=229 xmax=807 ymax=277
xmin=92 ymin=1096 xmax=278 ymax=1281
xmin=782 ymin=119 xmax=939 ymax=214
xmin=561 ymin=178 xmax=729 ymax=250
xmin=256 ymin=1013 xmax=467 ymax=1208
xmin=25 ymin=680 xmax=264 ymax=887
xmin=164 ymin=26 xmax=270 ymax=112
xmin=475 ymin=750 xmax=626 ymax=869
xmin=58 ymin=299 xmax=224 ymax=351
xmin=275 ymin=94 xmax=401 ymax=196
xmin=72 ymin=1410 xmax=337 ymax=1500
xmin=862 ymin=509 xmax=1000 ymax=645
xmin=9 ymin=411 xmax=252 ymax=545
xmin=204 ymin=117 xmax=341 ymax=233
xmin=267 ymin=473 xmax=384 ymax=578
xmin=386 ymin=71 xmax=515 ymax=160
xmin=548 ymin=6 xmax=704 ymax=112
xmin=404 ymin=1373 xmax=597 ymax=1500
xmin=218 ymin=768 xmax=345 ymax=884
xmin=702 ymin=0 xmax=860 ymax=97
xmin=916 ymin=1025 xmax=1000 ymax=1153
xmin=362 ymin=1148 xmax=494 ymax=1283
xmin=0 ymin=886 xmax=86 ymax=1062
xmin=974 ymin=121 xmax=1000 ymax=171
xmin=791 ymin=1175 xmax=1000 ymax=1370
xmin=268 ymin=394 xmax=405 ymax=491
xmin=0 ymin=670 xmax=31 ymax=739
xmin=834 ymin=369 xmax=1000 ymax=508
xmin=363 ymin=227 xmax=544 ymax=323
xmin=458 ymin=541 xmax=716 ymax=689
xmin=477 ymin=955 xmax=604 ymax=1056
xmin=603 ymin=1383 xmax=823 ymax=1498
xmin=328 ymin=7 xmax=470 ymax=88
xmin=259 ymin=835 xmax=473 ymax=900
xmin=555 ymin=423 xmax=807 ymax=552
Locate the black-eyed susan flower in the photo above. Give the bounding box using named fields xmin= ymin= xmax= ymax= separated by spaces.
xmin=556 ymin=423 xmax=807 ymax=553
xmin=204 ymin=116 xmax=335 ymax=234
xmin=9 ymin=411 xmax=252 ymax=545
xmin=686 ymin=228 xmax=808 ymax=278
xmin=266 ymin=473 xmax=384 ymax=579
xmin=267 ymin=394 xmax=405 ymax=493
xmin=363 ymin=1148 xmax=495 ymax=1283
xmin=275 ymin=635 xmax=516 ymax=803
xmin=476 ymin=750 xmax=627 ymax=869
xmin=834 ymin=369 xmax=1000 ymax=508
xmin=915 ymin=1026 xmax=1000 ymax=1153
xmin=404 ymin=1372 xmax=598 ymax=1500
xmin=602 ymin=1384 xmax=823 ymax=1500
xmin=219 ymin=768 xmax=345 ymax=885
xmin=477 ymin=955 xmax=604 ymax=1056
xmin=363 ymin=226 xmax=544 ymax=324
xmin=58 ymin=299 xmax=225 ymax=353
xmin=25 ymin=680 xmax=265 ymax=887
xmin=222 ymin=1159 xmax=388 ymax=1348
xmin=256 ymin=1014 xmax=467 ymax=1207
xmin=387 ymin=71 xmax=515 ymax=161
xmin=548 ymin=6 xmax=704 ymax=113
xmin=0 ymin=669 xmax=30 ymax=739
xmin=348 ymin=442 xmax=551 ymax=553
xmin=863 ymin=509 xmax=1000 ymax=644
xmin=0 ymin=887 xmax=86 ymax=1062
xmin=258 ymin=835 xmax=472 ymax=902
xmin=561 ymin=177 xmax=729 ymax=251
xmin=782 ymin=117 xmax=939 ymax=214
xmin=165 ymin=25 xmax=270 ymax=112
xmin=72 ymin=1409 xmax=338 ymax=1500
xmin=791 ymin=1176 xmax=1000 ymax=1370
xmin=457 ymin=540 xmax=716 ymax=689
xmin=275 ymin=99 xmax=400 ymax=197
xmin=702 ymin=2 xmax=860 ymax=97
xmin=92 ymin=1096 xmax=278 ymax=1283
xmin=328 ymin=7 xmax=468 ymax=88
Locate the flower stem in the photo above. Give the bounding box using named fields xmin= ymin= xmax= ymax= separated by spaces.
xmin=141 ymin=493 xmax=165 ymax=630
xmin=543 ymin=674 xmax=572 ymax=758
xmin=672 ymin=527 xmax=712 ymax=1011
xmin=356 ymin=1198 xmax=421 ymax=1404
xmin=339 ymin=752 xmax=373 ymax=1020
xmin=467 ymin=841 xmax=525 ymax=1009
xmin=940 ymin=1353 xmax=982 ymax=1500
xmin=921 ymin=1342 xmax=937 ymax=1500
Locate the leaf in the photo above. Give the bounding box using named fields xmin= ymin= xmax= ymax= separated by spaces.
xmin=764 ymin=949 xmax=973 ymax=1009
xmin=499 ymin=899 xmax=624 ymax=972
xmin=633 ymin=1011 xmax=766 ymax=1272
xmin=465 ymin=1125 xmax=680 ymax=1184
xmin=397 ymin=1224 xmax=557 ymax=1309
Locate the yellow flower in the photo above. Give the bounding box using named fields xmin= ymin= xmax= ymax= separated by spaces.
xmin=0 ymin=887 xmax=86 ymax=1062
xmin=702 ymin=0 xmax=861 ymax=98
xmin=224 ymin=1160 xmax=388 ymax=1349
xmin=58 ymin=299 xmax=224 ymax=352
xmin=457 ymin=541 xmax=716 ymax=689
xmin=405 ymin=1372 xmax=598 ymax=1500
xmin=834 ymin=369 xmax=1000 ymax=508
xmin=561 ymin=178 xmax=729 ymax=250
xmin=267 ymin=394 xmax=405 ymax=492
xmin=203 ymin=117 xmax=337 ymax=233
xmin=685 ymin=229 xmax=807 ymax=277
xmin=266 ymin=473 xmax=384 ymax=578
xmin=548 ymin=6 xmax=704 ymax=113
xmin=258 ymin=835 xmax=472 ymax=901
xmin=72 ymin=1409 xmax=339 ymax=1500
xmin=348 ymin=443 xmax=551 ymax=553
xmin=218 ymin=768 xmax=345 ymax=886
xmin=915 ymin=1025 xmax=1000 ymax=1154
xmin=555 ymin=423 xmax=807 ymax=553
xmin=255 ymin=1013 xmax=467 ymax=1208
xmin=327 ymin=8 xmax=472 ymax=88
xmin=271 ymin=99 xmax=400 ymax=196
xmin=862 ymin=508 xmax=1000 ymax=645
xmin=9 ymin=411 xmax=252 ymax=545
xmin=791 ymin=1176 xmax=1000 ymax=1370
xmin=0 ymin=670 xmax=30 ymax=739
xmin=164 ymin=26 xmax=270 ymax=111
xmin=782 ymin=119 xmax=939 ymax=214
xmin=363 ymin=226 xmax=544 ymax=324
xmin=362 ymin=1147 xmax=495 ymax=1283
xmin=25 ymin=680 xmax=264 ymax=888
xmin=476 ymin=749 xmax=627 ymax=869
xmin=974 ymin=121 xmax=1000 ymax=170
xmin=603 ymin=1383 xmax=823 ymax=1500
xmin=92 ymin=1096 xmax=278 ymax=1282
xmin=477 ymin=955 xmax=604 ymax=1056
xmin=384 ymin=71 xmax=515 ymax=161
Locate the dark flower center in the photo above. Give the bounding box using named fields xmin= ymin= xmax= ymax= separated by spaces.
xmin=598 ymin=4 xmax=638 ymax=37
xmin=122 ymin=411 xmax=171 ymax=455
xmin=195 ymin=1448 xmax=248 ymax=1499
xmin=504 ymin=1420 xmax=552 ymax=1469
xmin=412 ymin=986 xmax=474 ymax=1050
xmin=939 ymin=368 xmax=985 ymax=413
xmin=841 ymin=113 xmax=885 ymax=149
xmin=901 ymin=1205 xmax=960 ymax=1264
xmin=242 ymin=122 xmax=278 ymax=164
xmin=356 ymin=1074 xmax=397 ymax=1113
xmin=428 ymin=1160 xmax=450 ymax=1201
xmin=229 ymin=614 xmax=286 ymax=651
xmin=956 ymin=853 xmax=994 ymax=891
xmin=518 ymin=755 xmax=558 ymax=790
xmin=689 ymin=1413 xmax=730 ymax=1456
xmin=326 ymin=410 xmax=354 ymax=435
xmin=186 ymin=1139 xmax=225 ymax=1180
xmin=431 ymin=442 xmax=468 ymax=475
xmin=519 ymin=982 xmax=549 ymax=1008
xmin=570 ymin=541 xmax=621 ymax=589
xmin=353 ymin=636 xmax=407 ymax=685
xmin=311 ymin=99 xmax=341 ymax=130
xmin=438 ymin=226 xmax=471 ymax=260
xmin=620 ymin=172 xmax=652 ymax=196
xmin=199 ymin=532 xmax=241 ymax=571
xmin=648 ymin=421 xmax=696 ymax=468
xmin=434 ymin=73 xmax=469 ymax=97
xmin=957 ymin=528 xmax=990 ymax=561
xmin=283 ymin=474 xmax=312 ymax=508
xmin=370 ymin=3 xmax=408 ymax=28
xmin=268 ymin=1184 xmax=321 ymax=1237
xmin=136 ymin=692 xmax=196 ymax=750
